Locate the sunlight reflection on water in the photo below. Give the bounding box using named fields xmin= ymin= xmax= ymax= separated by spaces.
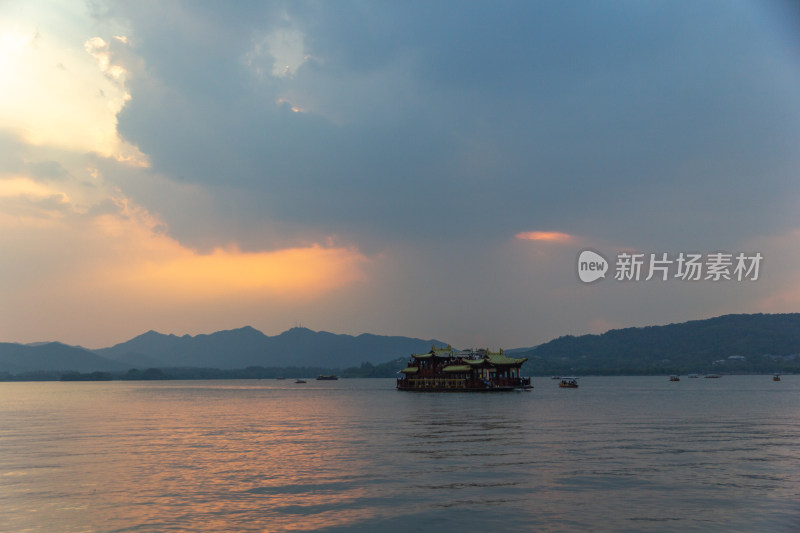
xmin=1 ymin=377 xmax=799 ymax=532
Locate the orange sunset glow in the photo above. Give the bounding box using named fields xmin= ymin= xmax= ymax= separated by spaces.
xmin=3 ymin=3 xmax=800 ymax=533
xmin=515 ymin=231 xmax=574 ymax=242
xmin=115 ymin=244 xmax=367 ymax=299
xmin=1 ymin=0 xmax=798 ymax=351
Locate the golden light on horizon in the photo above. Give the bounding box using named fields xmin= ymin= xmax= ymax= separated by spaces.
xmin=86 ymin=206 xmax=361 ymax=302
xmin=0 ymin=191 xmax=372 ymax=345
xmin=122 ymin=245 xmax=368 ymax=299
xmin=515 ymin=231 xmax=573 ymax=242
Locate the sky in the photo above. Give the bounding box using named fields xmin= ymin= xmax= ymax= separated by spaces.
xmin=1 ymin=0 xmax=799 ymax=350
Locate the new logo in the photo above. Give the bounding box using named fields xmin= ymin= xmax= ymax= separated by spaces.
xmin=578 ymin=250 xmax=608 ymax=283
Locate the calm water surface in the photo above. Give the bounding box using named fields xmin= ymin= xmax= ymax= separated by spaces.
xmin=1 ymin=376 xmax=798 ymax=532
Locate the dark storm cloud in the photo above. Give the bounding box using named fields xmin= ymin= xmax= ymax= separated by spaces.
xmin=104 ymin=1 xmax=800 ymax=252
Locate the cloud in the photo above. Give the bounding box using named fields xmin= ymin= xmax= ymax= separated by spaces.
xmin=0 ymin=176 xmax=66 ymax=199
xmin=0 ymin=188 xmax=369 ymax=345
xmin=516 ymin=231 xmax=574 ymax=243
xmin=246 ymin=25 xmax=308 ymax=79
xmin=0 ymin=6 xmax=146 ymax=165
xmin=2 ymin=1 xmax=800 ymax=349
xmin=98 ymin=1 xmax=799 ymax=257
xmin=91 ymin=203 xmax=368 ymax=300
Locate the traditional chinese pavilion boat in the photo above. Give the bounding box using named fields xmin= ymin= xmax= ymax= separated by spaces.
xmin=397 ymin=346 xmax=532 ymax=392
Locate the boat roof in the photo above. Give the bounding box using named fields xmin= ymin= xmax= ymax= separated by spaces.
xmin=410 ymin=347 xmax=527 ymax=366
xmin=412 ymin=345 xmax=454 ymax=359
xmin=442 ymin=365 xmax=472 ymax=372
xmin=488 ymin=352 xmax=528 ymax=365
xmin=466 ymin=352 xmax=528 ymax=366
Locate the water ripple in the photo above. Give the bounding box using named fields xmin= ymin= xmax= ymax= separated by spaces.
xmin=0 ymin=376 xmax=799 ymax=532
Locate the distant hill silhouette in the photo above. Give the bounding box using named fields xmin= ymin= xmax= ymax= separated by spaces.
xmin=1 ymin=314 xmax=799 ymax=377
xmin=93 ymin=326 xmax=447 ymax=369
xmin=520 ymin=313 xmax=800 ymax=375
xmin=0 ymin=342 xmax=126 ymax=374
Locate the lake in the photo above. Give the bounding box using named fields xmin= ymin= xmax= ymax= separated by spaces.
xmin=1 ymin=376 xmax=798 ymax=532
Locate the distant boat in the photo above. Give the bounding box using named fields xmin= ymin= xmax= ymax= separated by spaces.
xmin=669 ymin=375 xmax=680 ymax=381
xmin=295 ymin=379 xmax=306 ymax=384
xmin=704 ymin=374 xmax=722 ymax=379
xmin=773 ymin=374 xmax=781 ymax=382
xmin=558 ymin=377 xmax=579 ymax=388
xmin=316 ymin=375 xmax=339 ymax=380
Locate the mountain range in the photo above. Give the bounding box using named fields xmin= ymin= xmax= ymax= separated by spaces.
xmin=517 ymin=313 xmax=800 ymax=374
xmin=2 ymin=313 xmax=799 ymax=377
xmin=0 ymin=342 xmax=127 ymax=374
xmin=0 ymin=327 xmax=446 ymax=375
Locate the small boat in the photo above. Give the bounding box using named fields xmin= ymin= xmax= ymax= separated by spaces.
xmin=316 ymin=374 xmax=339 ymax=380
xmin=295 ymin=379 xmax=306 ymax=384
xmin=773 ymin=374 xmax=781 ymax=382
xmin=558 ymin=377 xmax=579 ymax=388
xmin=704 ymin=374 xmax=721 ymax=379
xmin=669 ymin=375 xmax=680 ymax=381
